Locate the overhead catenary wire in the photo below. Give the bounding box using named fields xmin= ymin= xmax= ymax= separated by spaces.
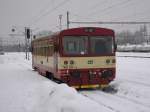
xmin=96 ymin=0 xmax=142 ymax=22
xmin=29 ymin=0 xmax=70 ymax=26
xmin=87 ymin=0 xmax=132 ymax=18
xmin=70 ymin=21 xmax=150 ymax=25
xmin=68 ymin=0 xmax=150 ymax=29
xmin=27 ymin=0 xmax=150 ymax=33
xmin=27 ymin=0 xmax=54 ymax=25
xmin=29 ymin=0 xmax=108 ymax=27
xmin=70 ymin=0 xmax=109 ymax=21
xmin=113 ymin=9 xmax=150 ymax=21
xmin=70 ymin=0 xmax=133 ymax=22
xmin=89 ymin=0 xmax=108 ymax=10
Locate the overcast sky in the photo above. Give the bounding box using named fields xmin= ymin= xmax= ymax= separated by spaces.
xmin=0 ymin=0 xmax=150 ymax=39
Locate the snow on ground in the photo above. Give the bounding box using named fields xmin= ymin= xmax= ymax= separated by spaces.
xmin=116 ymin=52 xmax=150 ymax=57
xmin=81 ymin=52 xmax=150 ymax=112
xmin=117 ymin=44 xmax=150 ymax=52
xmin=0 ymin=52 xmax=150 ymax=112
xmin=0 ymin=52 xmax=113 ymax=112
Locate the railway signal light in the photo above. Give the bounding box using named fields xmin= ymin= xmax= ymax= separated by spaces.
xmin=26 ymin=28 xmax=30 ymax=39
xmin=33 ymin=35 xmax=36 ymax=39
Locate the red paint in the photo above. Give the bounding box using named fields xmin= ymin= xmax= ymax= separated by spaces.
xmin=32 ymin=27 xmax=116 ymax=88
xmin=59 ymin=68 xmax=115 ymax=87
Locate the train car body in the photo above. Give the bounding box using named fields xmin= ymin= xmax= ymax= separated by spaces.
xmin=32 ymin=27 xmax=116 ymax=89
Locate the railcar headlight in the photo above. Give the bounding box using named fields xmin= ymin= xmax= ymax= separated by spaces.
xmin=106 ymin=59 xmax=110 ymax=64
xmin=93 ymin=72 xmax=97 ymax=75
xmin=71 ymin=71 xmax=80 ymax=78
xmin=101 ymin=70 xmax=113 ymax=78
xmin=98 ymin=72 xmax=102 ymax=76
xmin=112 ymin=59 xmax=116 ymax=63
xmin=89 ymin=70 xmax=92 ymax=74
xmin=70 ymin=60 xmax=74 ymax=65
xmin=64 ymin=61 xmax=68 ymax=65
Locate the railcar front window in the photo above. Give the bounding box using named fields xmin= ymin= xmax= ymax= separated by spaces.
xmin=90 ymin=36 xmax=114 ymax=54
xmin=63 ymin=36 xmax=88 ymax=55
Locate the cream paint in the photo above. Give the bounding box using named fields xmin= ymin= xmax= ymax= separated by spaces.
xmin=58 ymin=56 xmax=116 ymax=69
xmin=33 ymin=55 xmax=54 ymax=67
xmin=33 ymin=55 xmax=115 ymax=70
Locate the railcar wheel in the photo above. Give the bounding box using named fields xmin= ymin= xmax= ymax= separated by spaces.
xmin=46 ymin=72 xmax=54 ymax=80
xmin=32 ymin=67 xmax=37 ymax=71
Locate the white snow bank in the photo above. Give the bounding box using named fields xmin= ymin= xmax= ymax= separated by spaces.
xmin=1 ymin=52 xmax=110 ymax=112
xmin=35 ymin=83 xmax=112 ymax=112
xmin=116 ymin=52 xmax=150 ymax=57
xmin=117 ymin=44 xmax=150 ymax=52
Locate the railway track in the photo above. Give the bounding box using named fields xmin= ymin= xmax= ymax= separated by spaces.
xmin=82 ymin=93 xmax=120 ymax=112
xmin=114 ymin=93 xmax=150 ymax=108
xmin=101 ymin=85 xmax=150 ymax=108
xmin=119 ymin=78 xmax=150 ymax=88
xmin=80 ymin=89 xmax=150 ymax=112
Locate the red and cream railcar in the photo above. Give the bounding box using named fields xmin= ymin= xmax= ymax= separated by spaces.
xmin=32 ymin=27 xmax=116 ymax=89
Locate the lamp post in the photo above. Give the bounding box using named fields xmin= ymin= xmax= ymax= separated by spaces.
xmin=59 ymin=15 xmax=62 ymax=31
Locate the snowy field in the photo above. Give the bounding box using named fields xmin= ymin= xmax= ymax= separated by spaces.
xmin=0 ymin=52 xmax=150 ymax=112
xmin=81 ymin=52 xmax=150 ymax=112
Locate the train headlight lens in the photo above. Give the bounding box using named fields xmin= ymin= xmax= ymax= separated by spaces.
xmin=112 ymin=59 xmax=116 ymax=63
xmin=98 ymin=72 xmax=102 ymax=76
xmin=101 ymin=70 xmax=113 ymax=78
xmin=106 ymin=59 xmax=110 ymax=64
xmin=89 ymin=70 xmax=92 ymax=74
xmin=64 ymin=61 xmax=68 ymax=65
xmin=71 ymin=71 xmax=80 ymax=78
xmin=93 ymin=72 xmax=97 ymax=75
xmin=70 ymin=60 xmax=74 ymax=65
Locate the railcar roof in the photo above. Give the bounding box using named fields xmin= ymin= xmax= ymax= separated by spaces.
xmin=62 ymin=27 xmax=114 ymax=32
xmin=32 ymin=32 xmax=60 ymax=42
xmin=32 ymin=27 xmax=114 ymax=42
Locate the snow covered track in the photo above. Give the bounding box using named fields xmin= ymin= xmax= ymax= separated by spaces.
xmin=80 ymin=52 xmax=150 ymax=112
xmin=81 ymin=90 xmax=150 ymax=112
xmin=119 ymin=78 xmax=150 ymax=88
xmin=114 ymin=94 xmax=150 ymax=109
xmin=81 ymin=92 xmax=117 ymax=112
